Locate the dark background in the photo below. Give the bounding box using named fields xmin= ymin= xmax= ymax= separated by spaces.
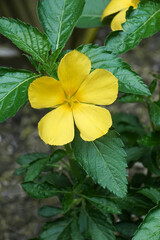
xmin=0 ymin=1 xmax=160 ymax=239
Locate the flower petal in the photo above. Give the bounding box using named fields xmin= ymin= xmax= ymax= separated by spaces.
xmin=101 ymin=0 xmax=131 ymax=21
xmin=111 ymin=9 xmax=127 ymax=31
xmin=72 ymin=103 xmax=112 ymax=141
xmin=38 ymin=104 xmax=74 ymax=146
xmin=58 ymin=50 xmax=91 ymax=97
xmin=75 ymin=69 xmax=118 ymax=106
xmin=28 ymin=76 xmax=65 ymax=109
xmin=132 ymin=0 xmax=140 ymax=8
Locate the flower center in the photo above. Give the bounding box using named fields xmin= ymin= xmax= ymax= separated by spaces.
xmin=64 ymin=94 xmax=79 ymax=107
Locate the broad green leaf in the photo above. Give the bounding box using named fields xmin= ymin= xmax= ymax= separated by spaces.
xmin=133 ymin=204 xmax=160 ymax=240
xmin=116 ymin=222 xmax=137 ymax=238
xmin=0 ymin=68 xmax=37 ymax=122
xmin=71 ymin=219 xmax=84 ymax=240
xmin=105 ymin=0 xmax=160 ymax=55
xmin=118 ymin=94 xmax=145 ymax=103
xmin=22 ymin=182 xmax=61 ymax=199
xmin=38 ymin=0 xmax=85 ymax=51
xmin=72 ymin=130 xmax=127 ymax=198
xmin=38 ymin=206 xmax=62 ymax=218
xmin=138 ymin=188 xmax=160 ymax=204
xmin=77 ymin=0 xmax=110 ymax=28
xmin=24 ymin=158 xmax=48 ymax=182
xmin=62 ymin=192 xmax=74 ymax=214
xmin=86 ymin=208 xmax=115 ymax=240
xmin=84 ymin=196 xmax=121 ymax=214
xmin=40 ymin=219 xmax=71 ymax=240
xmin=150 ymin=103 xmax=160 ymax=129
xmin=0 ymin=18 xmax=50 ymax=64
xmin=15 ymin=152 xmax=48 ymax=166
xmin=78 ymin=45 xmax=150 ymax=96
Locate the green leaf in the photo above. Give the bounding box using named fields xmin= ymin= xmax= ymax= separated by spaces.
xmin=138 ymin=188 xmax=160 ymax=204
xmin=78 ymin=44 xmax=150 ymax=96
xmin=86 ymin=207 xmax=115 ymax=240
xmin=118 ymin=94 xmax=145 ymax=103
xmin=38 ymin=206 xmax=62 ymax=218
xmin=24 ymin=158 xmax=48 ymax=182
xmin=72 ymin=130 xmax=127 ymax=198
xmin=0 ymin=18 xmax=50 ymax=64
xmin=149 ymin=79 xmax=158 ymax=94
xmin=105 ymin=0 xmax=160 ymax=55
xmin=71 ymin=219 xmax=85 ymax=240
xmin=0 ymin=68 xmax=37 ymax=122
xmin=77 ymin=0 xmax=110 ymax=28
xmin=138 ymin=133 xmax=160 ymax=146
xmin=13 ymin=167 xmax=27 ymax=176
xmin=15 ymin=152 xmax=48 ymax=166
xmin=22 ymin=182 xmax=60 ymax=199
xmin=49 ymin=150 xmax=66 ymax=164
xmin=116 ymin=222 xmax=138 ymax=238
xmin=38 ymin=172 xmax=72 ymax=189
xmin=133 ymin=204 xmax=160 ymax=240
xmin=62 ymin=192 xmax=74 ymax=214
xmin=38 ymin=0 xmax=85 ymax=52
xmin=84 ymin=196 xmax=121 ymax=214
xmin=126 ymin=147 xmax=145 ymax=163
xmin=40 ymin=219 xmax=71 ymax=240
xmin=150 ymin=103 xmax=160 ymax=129
xmin=118 ymin=195 xmax=153 ymax=217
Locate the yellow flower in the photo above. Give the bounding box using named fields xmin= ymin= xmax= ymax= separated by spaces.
xmin=101 ymin=0 xmax=140 ymax=31
xmin=28 ymin=50 xmax=118 ymax=146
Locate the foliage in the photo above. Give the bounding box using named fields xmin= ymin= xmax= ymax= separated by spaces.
xmin=0 ymin=0 xmax=160 ymax=239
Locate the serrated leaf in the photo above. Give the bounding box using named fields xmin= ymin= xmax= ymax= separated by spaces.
xmin=78 ymin=44 xmax=150 ymax=96
xmin=15 ymin=152 xmax=48 ymax=166
xmin=38 ymin=0 xmax=85 ymax=52
xmin=40 ymin=219 xmax=71 ymax=240
xmin=0 ymin=18 xmax=50 ymax=64
xmin=22 ymin=182 xmax=61 ymax=199
xmin=24 ymin=157 xmax=48 ymax=182
xmin=84 ymin=196 xmax=121 ymax=214
xmin=150 ymin=103 xmax=160 ymax=129
xmin=86 ymin=208 xmax=115 ymax=240
xmin=72 ymin=130 xmax=127 ymax=198
xmin=77 ymin=0 xmax=110 ymax=28
xmin=105 ymin=0 xmax=160 ymax=55
xmin=0 ymin=68 xmax=37 ymax=122
xmin=138 ymin=188 xmax=160 ymax=204
xmin=133 ymin=204 xmax=160 ymax=240
xmin=38 ymin=206 xmax=62 ymax=218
